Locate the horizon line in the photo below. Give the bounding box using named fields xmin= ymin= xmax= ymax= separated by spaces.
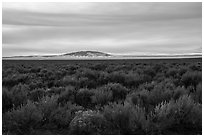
xmin=3 ymin=51 xmax=202 ymax=58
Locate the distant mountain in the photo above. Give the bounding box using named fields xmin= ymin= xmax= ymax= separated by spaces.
xmin=62 ymin=51 xmax=112 ymax=57
xmin=3 ymin=51 xmax=113 ymax=59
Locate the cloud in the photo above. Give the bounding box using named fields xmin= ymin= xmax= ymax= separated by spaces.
xmin=3 ymin=2 xmax=201 ymax=26
xmin=2 ymin=2 xmax=202 ymax=56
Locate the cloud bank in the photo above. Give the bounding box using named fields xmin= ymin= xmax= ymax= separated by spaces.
xmin=2 ymin=2 xmax=202 ymax=57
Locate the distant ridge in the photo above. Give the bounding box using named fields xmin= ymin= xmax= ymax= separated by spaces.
xmin=3 ymin=50 xmax=112 ymax=59
xmin=62 ymin=51 xmax=111 ymax=57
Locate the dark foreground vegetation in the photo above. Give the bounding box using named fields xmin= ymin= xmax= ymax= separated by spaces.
xmin=2 ymin=58 xmax=202 ymax=135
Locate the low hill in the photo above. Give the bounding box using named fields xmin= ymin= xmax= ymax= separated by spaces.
xmin=62 ymin=51 xmax=112 ymax=57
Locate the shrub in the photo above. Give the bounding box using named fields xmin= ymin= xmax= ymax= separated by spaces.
xmin=97 ymin=71 xmax=109 ymax=85
xmin=2 ymin=87 xmax=13 ymax=113
xmin=166 ymin=68 xmax=178 ymax=78
xmin=62 ymin=76 xmax=78 ymax=86
xmin=139 ymin=82 xmax=155 ymax=91
xmin=78 ymin=77 xmax=97 ymax=88
xmin=69 ymin=110 xmax=110 ymax=134
xmin=128 ymin=90 xmax=150 ymax=109
xmin=181 ymin=71 xmax=202 ymax=89
xmin=172 ymin=86 xmax=189 ymax=100
xmin=81 ymin=68 xmax=99 ymax=80
xmin=29 ymin=81 xmax=44 ymax=90
xmin=153 ymin=73 xmax=165 ymax=82
xmin=38 ymin=95 xmax=59 ymax=125
xmin=146 ymin=88 xmax=162 ymax=106
xmin=135 ymin=81 xmax=174 ymax=109
xmin=91 ymin=86 xmax=113 ymax=106
xmin=66 ymin=65 xmax=78 ymax=75
xmin=108 ymin=71 xmax=126 ymax=84
xmin=75 ymin=88 xmax=94 ymax=108
xmin=30 ymin=67 xmax=41 ymax=73
xmin=3 ymin=74 xmax=29 ymax=87
xmin=28 ymin=88 xmax=45 ymax=102
xmin=189 ymin=64 xmax=201 ymax=71
xmin=124 ymin=73 xmax=140 ymax=88
xmin=91 ymin=63 xmax=107 ymax=71
xmin=191 ymin=83 xmax=202 ymax=103
xmin=46 ymin=86 xmax=65 ymax=96
xmin=48 ymin=106 xmax=72 ymax=128
xmin=58 ymin=86 xmax=77 ymax=105
xmin=106 ymin=83 xmax=129 ymax=101
xmin=45 ymin=102 xmax=83 ymax=129
xmin=7 ymin=84 xmax=29 ymax=109
xmin=143 ymin=67 xmax=156 ymax=78
xmin=178 ymin=67 xmax=187 ymax=76
xmin=103 ymin=102 xmax=148 ymax=134
xmin=151 ymin=95 xmax=202 ymax=134
xmin=152 ymin=64 xmax=167 ymax=73
xmin=3 ymin=101 xmax=43 ymax=134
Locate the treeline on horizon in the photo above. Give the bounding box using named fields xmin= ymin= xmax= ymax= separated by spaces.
xmin=2 ymin=59 xmax=202 ymax=135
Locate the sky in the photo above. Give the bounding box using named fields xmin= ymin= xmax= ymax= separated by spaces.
xmin=2 ymin=2 xmax=202 ymax=57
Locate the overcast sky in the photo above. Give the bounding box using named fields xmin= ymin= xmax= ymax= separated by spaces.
xmin=2 ymin=2 xmax=202 ymax=56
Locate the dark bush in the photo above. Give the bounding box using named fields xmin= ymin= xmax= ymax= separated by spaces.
xmin=29 ymin=81 xmax=44 ymax=90
xmin=3 ymin=74 xmax=29 ymax=87
xmin=58 ymin=86 xmax=77 ymax=104
xmin=75 ymin=88 xmax=94 ymax=108
xmin=46 ymin=86 xmax=65 ymax=96
xmin=38 ymin=95 xmax=59 ymax=125
xmin=108 ymin=71 xmax=126 ymax=84
xmin=78 ymin=77 xmax=97 ymax=88
xmin=29 ymin=88 xmax=45 ymax=102
xmin=3 ymin=101 xmax=43 ymax=135
xmin=81 ymin=68 xmax=99 ymax=80
xmin=172 ymin=86 xmax=189 ymax=100
xmin=105 ymin=83 xmax=129 ymax=101
xmin=151 ymin=95 xmax=202 ymax=134
xmin=152 ymin=64 xmax=167 ymax=73
xmin=181 ymin=71 xmax=202 ymax=89
xmin=124 ymin=73 xmax=142 ymax=88
xmin=178 ymin=67 xmax=187 ymax=76
xmin=143 ymin=67 xmax=156 ymax=78
xmin=48 ymin=102 xmax=82 ymax=129
xmin=189 ymin=64 xmax=201 ymax=71
xmin=103 ymin=102 xmax=148 ymax=134
xmin=166 ymin=68 xmax=178 ymax=78
xmin=2 ymin=87 xmax=13 ymax=113
xmin=191 ymin=82 xmax=202 ymax=103
xmin=133 ymin=81 xmax=174 ymax=110
xmin=97 ymin=71 xmax=109 ymax=85
xmin=6 ymin=84 xmax=29 ymax=109
xmin=91 ymin=86 xmax=113 ymax=106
